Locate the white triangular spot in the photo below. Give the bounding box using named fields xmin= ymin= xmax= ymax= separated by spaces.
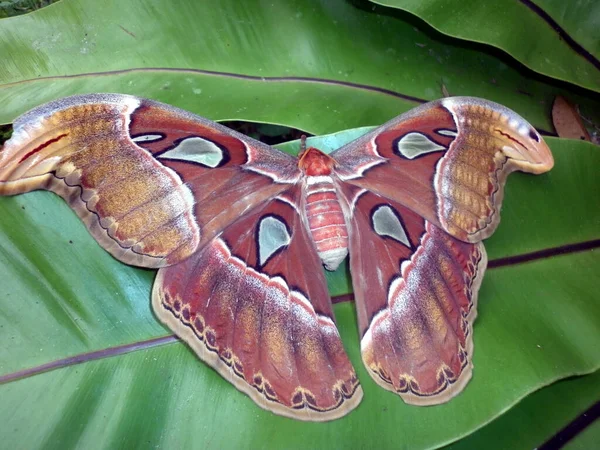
xmin=158 ymin=137 xmax=223 ymax=168
xmin=258 ymin=216 xmax=291 ymax=266
xmin=396 ymin=132 xmax=446 ymax=159
xmin=437 ymin=129 xmax=457 ymax=137
xmin=132 ymin=134 xmax=163 ymax=143
xmin=372 ymin=205 xmax=410 ymax=247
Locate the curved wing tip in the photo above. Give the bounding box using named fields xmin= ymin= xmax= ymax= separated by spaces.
xmin=508 ymin=142 xmax=554 ymax=175
xmin=529 ymin=134 xmax=555 ymax=174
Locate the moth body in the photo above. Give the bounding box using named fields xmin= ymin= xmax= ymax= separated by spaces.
xmin=303 ymin=174 xmax=349 ymax=271
xmin=299 ymin=147 xmax=349 ymax=271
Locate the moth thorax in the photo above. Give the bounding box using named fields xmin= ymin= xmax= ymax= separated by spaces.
xmin=298 ymin=147 xmax=335 ymax=176
xmin=304 ymin=175 xmax=349 ymax=271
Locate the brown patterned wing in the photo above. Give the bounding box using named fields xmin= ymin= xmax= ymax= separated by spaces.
xmin=0 ymin=94 xmax=299 ymax=267
xmin=331 ymin=96 xmax=554 ymax=243
xmin=153 ymin=185 xmax=362 ymax=421
xmin=338 ymin=186 xmax=486 ymax=404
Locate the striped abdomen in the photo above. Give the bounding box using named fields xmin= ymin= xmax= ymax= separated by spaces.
xmin=304 ymin=176 xmax=348 ymax=271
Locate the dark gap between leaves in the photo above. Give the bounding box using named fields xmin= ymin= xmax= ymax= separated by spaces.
xmin=539 ymin=400 xmax=600 ymax=449
xmin=519 ymin=0 xmax=600 ymax=72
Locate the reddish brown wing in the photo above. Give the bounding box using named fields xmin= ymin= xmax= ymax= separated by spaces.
xmin=0 ymin=94 xmax=299 ymax=267
xmin=0 ymin=94 xmax=360 ymax=421
xmin=338 ymin=186 xmax=485 ymax=403
xmin=332 ymin=97 xmax=552 ymax=404
xmin=332 ymin=97 xmax=554 ymax=242
xmin=153 ymin=185 xmax=362 ymax=421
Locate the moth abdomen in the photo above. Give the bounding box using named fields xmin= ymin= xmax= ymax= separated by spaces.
xmin=304 ymin=175 xmax=348 ymax=271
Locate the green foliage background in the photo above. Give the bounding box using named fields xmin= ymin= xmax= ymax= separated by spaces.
xmin=0 ymin=1 xmax=598 ymax=448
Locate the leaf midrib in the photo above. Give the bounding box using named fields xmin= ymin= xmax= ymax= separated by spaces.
xmin=0 ymin=67 xmax=561 ymax=136
xmin=1 ymin=238 xmax=598 ymax=384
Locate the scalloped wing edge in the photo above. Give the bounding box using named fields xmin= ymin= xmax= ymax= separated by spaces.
xmin=152 ymin=267 xmax=364 ymax=422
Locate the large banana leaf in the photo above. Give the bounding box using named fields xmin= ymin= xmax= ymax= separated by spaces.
xmin=1 ymin=0 xmax=599 ymax=448
xmin=448 ymin=370 xmax=600 ymax=449
xmin=0 ymin=131 xmax=598 ymax=449
xmin=0 ymin=0 xmax=599 ymax=135
xmin=370 ymin=0 xmax=600 ymax=93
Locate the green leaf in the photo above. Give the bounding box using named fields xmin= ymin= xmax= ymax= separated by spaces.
xmin=370 ymin=0 xmax=600 ymax=93
xmin=447 ymin=370 xmax=600 ymax=449
xmin=1 ymin=0 xmax=599 ymax=446
xmin=0 ymin=0 xmax=599 ymax=135
xmin=1 ymin=127 xmax=598 ymax=449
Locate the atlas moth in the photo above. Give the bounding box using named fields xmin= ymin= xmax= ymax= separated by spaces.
xmin=0 ymin=94 xmax=553 ymax=421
